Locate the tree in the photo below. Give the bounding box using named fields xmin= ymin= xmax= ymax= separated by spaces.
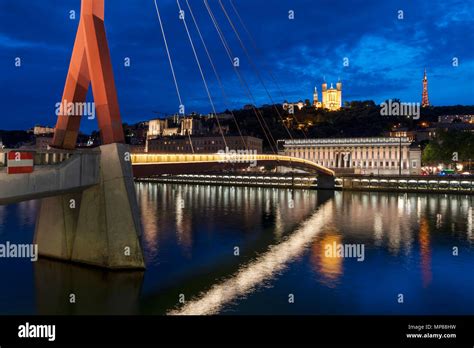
xmin=422 ymin=130 xmax=474 ymax=165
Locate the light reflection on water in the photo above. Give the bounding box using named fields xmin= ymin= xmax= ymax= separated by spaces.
xmin=311 ymin=232 xmax=344 ymax=289
xmin=0 ymin=183 xmax=473 ymax=315
xmin=167 ymin=198 xmax=334 ymax=315
xmin=135 ymin=183 xmax=474 ymax=315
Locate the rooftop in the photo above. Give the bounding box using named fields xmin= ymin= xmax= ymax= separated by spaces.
xmin=280 ymin=137 xmax=412 ymax=146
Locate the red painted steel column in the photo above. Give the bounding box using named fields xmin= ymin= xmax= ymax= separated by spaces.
xmin=53 ymin=0 xmax=124 ymax=149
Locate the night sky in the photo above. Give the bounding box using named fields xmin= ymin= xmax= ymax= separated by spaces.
xmin=0 ymin=0 xmax=473 ymax=132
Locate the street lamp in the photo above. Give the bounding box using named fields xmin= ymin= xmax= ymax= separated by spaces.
xmin=399 ymin=136 xmax=402 ymax=176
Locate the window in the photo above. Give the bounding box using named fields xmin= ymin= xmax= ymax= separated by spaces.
xmin=412 ymin=160 xmax=417 ymax=168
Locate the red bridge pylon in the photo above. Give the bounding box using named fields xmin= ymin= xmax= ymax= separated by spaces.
xmin=53 ymin=0 xmax=124 ymax=149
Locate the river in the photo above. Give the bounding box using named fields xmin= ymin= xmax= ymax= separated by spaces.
xmin=0 ymin=183 xmax=473 ymax=315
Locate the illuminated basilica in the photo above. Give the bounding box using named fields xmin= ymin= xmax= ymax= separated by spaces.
xmin=283 ymin=80 xmax=342 ymax=112
xmin=313 ymin=81 xmax=342 ymax=111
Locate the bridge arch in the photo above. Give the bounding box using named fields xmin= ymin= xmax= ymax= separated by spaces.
xmin=131 ymin=153 xmax=335 ymax=177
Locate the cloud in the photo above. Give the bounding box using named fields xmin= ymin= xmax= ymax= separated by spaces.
xmin=0 ymin=33 xmax=65 ymax=51
xmin=435 ymin=1 xmax=474 ymax=28
xmin=0 ymin=0 xmax=472 ymax=131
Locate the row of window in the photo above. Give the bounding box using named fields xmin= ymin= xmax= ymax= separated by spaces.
xmin=148 ymin=144 xmax=261 ymax=152
xmin=312 ymin=160 xmax=418 ymax=169
xmin=289 ymin=151 xmax=407 ymax=160
xmin=288 ymin=145 xmax=407 ymax=151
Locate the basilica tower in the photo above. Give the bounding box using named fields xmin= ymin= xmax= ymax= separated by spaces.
xmin=321 ymin=80 xmax=342 ymax=111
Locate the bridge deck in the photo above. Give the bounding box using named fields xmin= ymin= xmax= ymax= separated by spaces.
xmin=0 ymin=152 xmax=100 ymax=204
xmin=0 ymin=150 xmax=334 ymax=204
xmin=131 ymin=153 xmax=335 ymax=176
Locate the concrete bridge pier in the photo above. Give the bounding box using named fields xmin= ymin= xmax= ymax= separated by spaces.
xmin=34 ymin=192 xmax=83 ymax=261
xmin=317 ymin=174 xmax=336 ymax=189
xmin=34 ymin=143 xmax=145 ymax=270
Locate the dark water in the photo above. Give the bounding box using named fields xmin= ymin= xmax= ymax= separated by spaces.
xmin=0 ymin=183 xmax=473 ymax=315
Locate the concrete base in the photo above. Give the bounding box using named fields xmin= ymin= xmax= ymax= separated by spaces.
xmin=317 ymin=175 xmax=336 ymax=189
xmin=34 ymin=193 xmax=82 ymax=260
xmin=34 ymin=143 xmax=145 ymax=270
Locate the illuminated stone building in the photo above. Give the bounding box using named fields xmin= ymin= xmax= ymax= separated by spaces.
xmin=284 ymin=80 xmax=343 ymax=112
xmin=315 ymin=81 xmax=342 ymax=111
xmin=30 ymin=125 xmax=55 ymax=136
xmin=148 ymin=115 xmax=204 ymax=139
xmin=147 ymin=136 xmax=262 ymax=154
xmin=282 ymin=100 xmax=305 ymax=112
xmin=279 ymin=137 xmax=421 ymax=175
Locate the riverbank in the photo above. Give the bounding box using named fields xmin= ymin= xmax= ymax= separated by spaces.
xmin=136 ymin=173 xmax=474 ymax=195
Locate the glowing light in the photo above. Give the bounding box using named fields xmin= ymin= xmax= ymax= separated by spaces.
xmin=167 ymin=200 xmax=334 ymax=315
xmin=131 ymin=153 xmax=335 ymax=176
xmin=311 ymin=233 xmax=343 ymax=287
xmin=418 ymin=217 xmax=432 ymax=287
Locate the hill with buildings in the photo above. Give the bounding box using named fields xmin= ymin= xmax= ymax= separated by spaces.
xmin=228 ymin=102 xmax=474 ymax=143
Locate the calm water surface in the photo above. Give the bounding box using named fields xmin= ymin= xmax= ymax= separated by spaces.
xmin=0 ymin=183 xmax=473 ymax=315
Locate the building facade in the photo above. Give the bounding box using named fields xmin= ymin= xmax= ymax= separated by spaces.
xmin=282 ymin=100 xmax=305 ymax=112
xmin=146 ymin=136 xmax=263 ymax=154
xmin=280 ymin=137 xmax=421 ymax=175
xmin=30 ymin=125 xmax=55 ymax=136
xmin=148 ymin=116 xmax=181 ymax=138
xmin=180 ymin=117 xmax=205 ymax=135
xmin=315 ymin=81 xmax=342 ymax=111
xmin=387 ymin=128 xmax=417 ymax=141
xmin=438 ymin=114 xmax=474 ymax=123
xmin=283 ymin=80 xmax=343 ymax=113
xmin=148 ymin=115 xmax=217 ymax=139
xmin=35 ymin=136 xmax=52 ymax=150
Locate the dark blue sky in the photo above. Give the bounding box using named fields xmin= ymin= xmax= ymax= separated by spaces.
xmin=0 ymin=0 xmax=473 ymax=132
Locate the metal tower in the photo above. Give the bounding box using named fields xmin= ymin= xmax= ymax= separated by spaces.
xmin=422 ymin=68 xmax=430 ymax=107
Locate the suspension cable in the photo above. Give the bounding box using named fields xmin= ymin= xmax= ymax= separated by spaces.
xmin=176 ymin=0 xmax=228 ymax=150
xmin=228 ymin=0 xmax=307 ymax=139
xmin=218 ymin=0 xmax=293 ymax=140
xmin=185 ymin=0 xmax=247 ymax=150
xmin=204 ymin=0 xmax=277 ymax=153
xmin=153 ymin=0 xmax=195 ymax=153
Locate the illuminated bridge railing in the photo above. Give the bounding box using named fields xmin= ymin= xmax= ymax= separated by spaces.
xmin=130 ymin=153 xmax=335 ymax=176
xmin=341 ymin=176 xmax=474 ymax=193
xmin=0 ymin=149 xmax=75 ymax=167
xmin=138 ymin=173 xmax=319 ymax=189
